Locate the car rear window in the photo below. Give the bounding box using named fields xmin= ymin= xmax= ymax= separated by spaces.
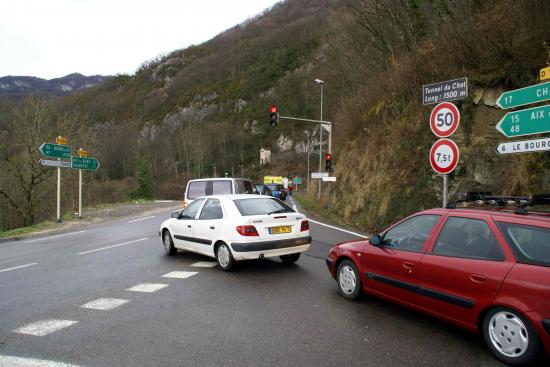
xmin=235 ymin=180 xmax=255 ymax=194
xmin=233 ymin=198 xmax=294 ymax=216
xmin=497 ymin=222 xmax=550 ymax=267
xmin=212 ymin=180 xmax=232 ymax=195
xmin=187 ymin=181 xmax=207 ymax=200
xmin=267 ymin=184 xmax=280 ymax=191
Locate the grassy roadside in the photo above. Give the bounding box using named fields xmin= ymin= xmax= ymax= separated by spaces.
xmin=0 ymin=199 xmax=168 ymax=240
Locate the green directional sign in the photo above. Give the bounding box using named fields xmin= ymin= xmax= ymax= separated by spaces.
xmin=71 ymin=156 xmax=100 ymax=171
xmin=496 ymin=104 xmax=550 ymax=138
xmin=497 ymin=81 xmax=550 ymax=109
xmin=39 ymin=143 xmax=71 ymax=159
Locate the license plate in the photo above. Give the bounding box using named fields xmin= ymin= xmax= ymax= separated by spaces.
xmin=269 ymin=226 xmax=291 ymax=234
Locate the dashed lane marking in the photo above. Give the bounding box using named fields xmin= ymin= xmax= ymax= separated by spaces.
xmin=0 ymin=262 xmax=38 ymax=274
xmin=80 ymin=298 xmax=129 ymax=310
xmin=126 ymin=283 xmax=169 ymax=293
xmin=190 ymin=261 xmax=217 ymax=268
xmin=127 ymin=216 xmax=156 ymax=223
xmin=0 ymin=355 xmax=82 ymax=367
xmin=77 ymin=237 xmax=149 ymax=255
xmin=162 ymin=271 xmax=198 ymax=279
xmin=13 ymin=319 xmax=78 ymax=336
xmin=308 ymin=219 xmax=369 ymax=239
xmin=24 ymin=231 xmax=86 ymax=243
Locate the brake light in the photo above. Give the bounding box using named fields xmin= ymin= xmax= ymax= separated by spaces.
xmin=300 ymin=220 xmax=309 ymax=232
xmin=236 ymin=225 xmax=259 ymax=236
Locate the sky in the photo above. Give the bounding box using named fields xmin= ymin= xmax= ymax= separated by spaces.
xmin=0 ymin=0 xmax=281 ymax=79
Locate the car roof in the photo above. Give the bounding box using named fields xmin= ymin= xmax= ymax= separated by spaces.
xmin=419 ymin=207 xmax=550 ymax=225
xmin=196 ymin=194 xmax=273 ymax=201
xmin=188 ymin=177 xmax=251 ymax=182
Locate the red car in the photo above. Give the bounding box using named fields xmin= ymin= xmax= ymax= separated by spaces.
xmin=326 ymin=195 xmax=550 ymax=366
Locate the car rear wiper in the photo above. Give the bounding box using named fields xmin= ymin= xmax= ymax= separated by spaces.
xmin=267 ymin=209 xmax=290 ymax=215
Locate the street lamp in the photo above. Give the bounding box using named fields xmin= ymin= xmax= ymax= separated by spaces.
xmin=314 ymin=78 xmax=324 ymax=200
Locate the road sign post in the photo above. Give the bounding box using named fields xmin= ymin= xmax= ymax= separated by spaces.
xmin=540 ymin=66 xmax=550 ymax=81
xmin=71 ymin=157 xmax=100 ymax=171
xmin=495 ymin=104 xmax=550 ymax=138
xmin=422 ymin=78 xmax=468 ymax=105
xmin=496 ymin=137 xmax=550 ymax=154
xmin=496 ymin=81 xmax=550 ymax=109
xmin=39 ymin=143 xmax=71 ymax=159
xmin=430 ymin=139 xmax=459 ymax=208
xmin=430 ymin=102 xmax=460 ymax=137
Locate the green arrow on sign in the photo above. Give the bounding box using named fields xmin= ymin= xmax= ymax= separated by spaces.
xmin=497 ymin=81 xmax=550 ymax=109
xmin=71 ymin=156 xmax=100 ymax=171
xmin=496 ymin=104 xmax=550 ymax=138
xmin=39 ymin=143 xmax=71 ymax=159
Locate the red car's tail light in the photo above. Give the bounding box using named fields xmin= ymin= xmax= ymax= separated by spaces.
xmin=236 ymin=225 xmax=259 ymax=236
xmin=300 ymin=220 xmax=309 ymax=232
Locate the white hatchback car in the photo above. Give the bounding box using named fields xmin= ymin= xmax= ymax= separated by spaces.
xmin=159 ymin=195 xmax=311 ymax=271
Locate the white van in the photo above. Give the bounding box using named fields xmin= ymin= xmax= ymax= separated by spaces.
xmin=184 ymin=178 xmax=255 ymax=207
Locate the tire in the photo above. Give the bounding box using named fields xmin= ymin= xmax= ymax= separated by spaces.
xmin=216 ymin=243 xmax=235 ymax=271
xmin=336 ymin=260 xmax=362 ymax=300
xmin=163 ymin=230 xmax=177 ymax=256
xmin=482 ymin=307 xmax=541 ymax=366
xmin=280 ymin=253 xmax=300 ymax=264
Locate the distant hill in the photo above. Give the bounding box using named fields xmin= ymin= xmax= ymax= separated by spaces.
xmin=0 ymin=73 xmax=109 ymax=99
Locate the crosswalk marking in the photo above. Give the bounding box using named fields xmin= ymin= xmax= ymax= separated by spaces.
xmin=80 ymin=298 xmax=129 ymax=310
xmin=161 ymin=271 xmax=198 ymax=279
xmin=13 ymin=319 xmax=78 ymax=336
xmin=190 ymin=261 xmax=217 ymax=268
xmin=0 ymin=355 xmax=82 ymax=366
xmin=126 ymin=283 xmax=169 ymax=293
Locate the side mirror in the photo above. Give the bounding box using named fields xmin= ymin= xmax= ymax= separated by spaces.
xmin=369 ymin=235 xmax=382 ymax=246
xmin=171 ymin=210 xmax=182 ymax=219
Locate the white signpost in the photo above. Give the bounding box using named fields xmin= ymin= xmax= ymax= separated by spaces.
xmin=39 ymin=159 xmax=72 ymax=168
xmin=311 ymin=172 xmax=329 ymax=179
xmin=495 ymin=137 xmax=550 ymax=154
xmin=322 ymin=176 xmax=337 ymax=182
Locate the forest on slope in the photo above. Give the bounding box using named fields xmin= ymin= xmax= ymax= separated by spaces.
xmin=1 ymin=0 xmax=549 ymax=232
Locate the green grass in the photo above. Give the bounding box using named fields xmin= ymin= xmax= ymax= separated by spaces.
xmin=0 ymin=221 xmax=56 ymax=239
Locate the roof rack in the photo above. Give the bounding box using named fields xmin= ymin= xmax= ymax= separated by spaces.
xmin=446 ymin=192 xmax=550 ymax=215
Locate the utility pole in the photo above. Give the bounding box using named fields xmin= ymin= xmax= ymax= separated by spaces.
xmin=315 ymin=79 xmax=324 ymax=200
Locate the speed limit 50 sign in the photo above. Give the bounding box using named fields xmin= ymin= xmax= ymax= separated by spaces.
xmin=430 ymin=102 xmax=460 ymax=137
xmin=430 ymin=138 xmax=459 ymax=174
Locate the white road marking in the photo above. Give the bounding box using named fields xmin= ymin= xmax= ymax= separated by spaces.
xmin=154 ymin=200 xmax=175 ymax=203
xmin=24 ymin=231 xmax=86 ymax=243
xmin=80 ymin=298 xmax=129 ymax=310
xmin=126 ymin=283 xmax=169 ymax=293
xmin=190 ymin=261 xmax=217 ymax=268
xmin=308 ymin=219 xmax=369 ymax=239
xmin=0 ymin=355 xmax=82 ymax=367
xmin=162 ymin=271 xmax=198 ymax=279
xmin=13 ymin=319 xmax=78 ymax=336
xmin=77 ymin=237 xmax=149 ymax=255
xmin=0 ymin=262 xmax=38 ymax=274
xmin=127 ymin=216 xmax=156 ymax=223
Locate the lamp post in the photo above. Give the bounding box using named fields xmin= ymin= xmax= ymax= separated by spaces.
xmin=314 ymin=78 xmax=324 ymax=200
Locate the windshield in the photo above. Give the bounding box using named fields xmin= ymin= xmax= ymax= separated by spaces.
xmin=233 ymin=198 xmax=295 ymax=216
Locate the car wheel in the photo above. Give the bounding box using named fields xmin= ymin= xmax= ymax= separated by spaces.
xmin=337 ymin=260 xmax=361 ymax=300
xmin=482 ymin=307 xmax=541 ymax=366
xmin=280 ymin=253 xmax=300 ymax=264
xmin=163 ymin=231 xmax=177 ymax=256
xmin=216 ymin=243 xmax=235 ymax=271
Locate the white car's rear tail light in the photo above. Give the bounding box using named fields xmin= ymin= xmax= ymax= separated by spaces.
xmin=300 ymin=220 xmax=309 ymax=232
xmin=236 ymin=225 xmax=259 ymax=236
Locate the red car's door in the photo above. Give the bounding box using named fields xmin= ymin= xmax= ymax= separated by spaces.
xmin=417 ymin=214 xmax=515 ymax=329
xmin=362 ymin=214 xmax=442 ymax=307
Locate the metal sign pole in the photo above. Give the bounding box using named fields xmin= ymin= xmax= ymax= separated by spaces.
xmin=318 ymin=124 xmax=322 ymax=200
xmin=78 ymin=169 xmax=83 ymax=219
xmin=442 ymin=174 xmax=448 ymax=208
xmin=56 ymin=162 xmax=62 ymax=223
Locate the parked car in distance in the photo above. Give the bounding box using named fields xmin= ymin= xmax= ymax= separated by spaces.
xmin=184 ymin=178 xmax=254 ymax=207
xmin=266 ymin=183 xmax=287 ymax=201
xmin=160 ymin=195 xmax=311 ymax=271
xmin=254 ymin=183 xmax=273 ymax=197
xmin=326 ymin=196 xmax=550 ymax=366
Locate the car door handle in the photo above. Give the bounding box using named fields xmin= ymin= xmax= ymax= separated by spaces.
xmin=469 ymin=274 xmax=487 ymax=283
xmin=402 ymin=262 xmax=414 ymax=270
xmin=210 ymin=226 xmax=215 ymax=230
xmin=187 ymin=225 xmax=192 ymax=228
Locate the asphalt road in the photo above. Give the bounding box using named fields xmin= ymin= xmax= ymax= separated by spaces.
xmin=0 ymin=198 xmax=535 ymax=366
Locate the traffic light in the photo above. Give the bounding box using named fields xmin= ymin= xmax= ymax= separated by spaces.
xmin=268 ymin=105 xmax=279 ymax=127
xmin=325 ymin=153 xmax=332 ymax=173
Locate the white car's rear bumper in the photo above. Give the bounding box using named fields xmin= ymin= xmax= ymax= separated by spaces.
xmin=229 ymin=236 xmax=311 ymax=261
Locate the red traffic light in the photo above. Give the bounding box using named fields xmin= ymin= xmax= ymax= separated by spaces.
xmin=325 ymin=153 xmax=332 ymax=161
xmin=269 ymin=105 xmax=277 ymax=113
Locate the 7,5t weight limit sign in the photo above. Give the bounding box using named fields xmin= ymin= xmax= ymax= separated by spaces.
xmin=430 ymin=139 xmax=459 ymax=174
xmin=430 ymin=102 xmax=460 ymax=137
